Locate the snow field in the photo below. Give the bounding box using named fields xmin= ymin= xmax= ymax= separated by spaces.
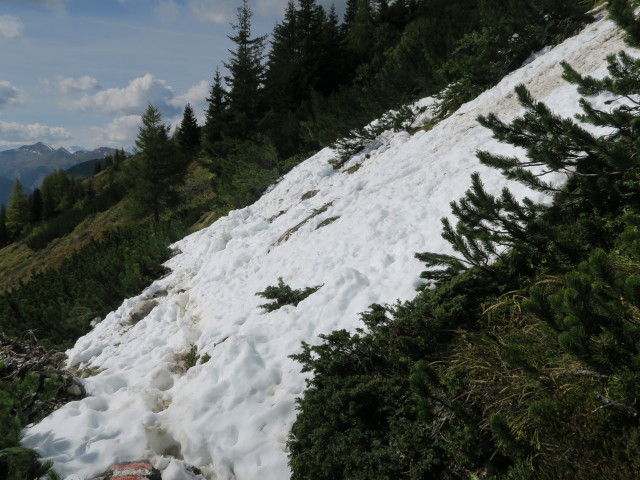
xmin=22 ymin=14 xmax=636 ymax=480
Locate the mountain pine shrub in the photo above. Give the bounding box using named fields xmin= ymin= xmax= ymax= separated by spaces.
xmin=289 ymin=6 xmax=640 ymax=478
xmin=256 ymin=278 xmax=321 ymax=312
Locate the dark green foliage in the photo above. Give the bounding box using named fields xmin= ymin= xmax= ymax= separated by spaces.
xmin=129 ymin=104 xmax=184 ymax=221
xmin=607 ymin=0 xmax=640 ymax=47
xmin=0 ymin=447 xmax=59 ymax=480
xmin=224 ymin=0 xmax=267 ymax=139
xmin=0 ymin=221 xmax=183 ymax=349
xmin=524 ymin=237 xmax=640 ymax=373
xmin=210 ymin=135 xmax=279 ymax=208
xmin=6 ymin=179 xmax=28 ymax=238
xmin=0 ymin=340 xmax=67 ymax=480
xmin=202 ymin=67 xmax=228 ymax=155
xmin=176 ymin=103 xmax=201 ymax=162
xmin=21 ymin=173 xmax=126 ymax=250
xmin=289 ymin=18 xmax=640 ymax=479
xmin=40 ymin=170 xmax=81 ymax=221
xmin=256 ymin=278 xmax=321 ymax=312
xmin=24 ymin=205 xmax=93 ymax=250
xmin=288 ymin=274 xmax=505 ymax=479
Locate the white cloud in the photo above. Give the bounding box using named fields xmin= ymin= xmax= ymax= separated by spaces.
xmin=0 ymin=119 xmax=70 ymax=142
xmin=0 ymin=15 xmax=23 ymax=39
xmin=254 ymin=0 xmax=288 ymax=17
xmin=169 ymin=80 xmax=209 ymax=114
xmin=0 ymin=81 xmax=26 ymax=108
xmin=93 ymin=115 xmax=141 ymax=148
xmin=58 ymin=75 xmax=101 ymax=93
xmin=70 ymin=74 xmax=177 ymax=116
xmin=44 ymin=75 xmax=101 ymax=94
xmin=188 ymin=0 xmax=233 ymax=25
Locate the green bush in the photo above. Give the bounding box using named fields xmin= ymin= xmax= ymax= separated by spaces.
xmin=256 ymin=278 xmax=322 ymax=312
xmin=0 ymin=221 xmax=184 ymax=349
xmin=288 ymin=9 xmax=640 ymax=477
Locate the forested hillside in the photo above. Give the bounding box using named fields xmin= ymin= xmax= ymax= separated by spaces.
xmin=3 ymin=0 xmax=638 ymax=479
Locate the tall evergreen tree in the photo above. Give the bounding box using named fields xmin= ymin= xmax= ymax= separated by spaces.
xmin=224 ymin=0 xmax=267 ymax=138
xmin=344 ymin=0 xmax=376 ymax=66
xmin=6 ymin=179 xmax=28 ymax=238
xmin=317 ymin=5 xmax=344 ymax=94
xmin=176 ymin=103 xmax=201 ymax=163
xmin=129 ymin=104 xmax=180 ymax=221
xmin=40 ymin=170 xmax=72 ymax=221
xmin=343 ymin=0 xmax=358 ymax=31
xmin=265 ymin=1 xmax=299 ymax=112
xmin=202 ymin=67 xmax=229 ymax=155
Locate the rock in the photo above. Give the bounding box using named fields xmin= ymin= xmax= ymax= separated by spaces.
xmin=129 ymin=300 xmax=158 ymax=323
xmin=151 ymin=289 xmax=168 ymax=299
xmin=66 ymin=381 xmax=84 ymax=396
xmin=92 ymin=461 xmax=161 ymax=480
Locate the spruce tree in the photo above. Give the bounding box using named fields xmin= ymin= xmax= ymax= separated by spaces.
xmin=224 ymin=0 xmax=267 ymax=138
xmin=40 ymin=170 xmax=72 ymax=220
xmin=202 ymin=67 xmax=228 ymax=154
xmin=129 ymin=104 xmax=180 ymax=221
xmin=176 ymin=103 xmax=200 ymax=163
xmin=5 ymin=179 xmax=28 ymax=238
xmin=344 ymin=0 xmax=376 ymax=66
xmin=265 ymin=1 xmax=298 ymax=113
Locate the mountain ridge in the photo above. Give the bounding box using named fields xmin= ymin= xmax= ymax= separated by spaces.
xmin=0 ymin=143 xmax=126 ymax=205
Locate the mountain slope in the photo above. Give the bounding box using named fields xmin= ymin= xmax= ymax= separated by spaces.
xmin=23 ymin=13 xmax=632 ymax=480
xmin=0 ymin=143 xmax=122 ymax=205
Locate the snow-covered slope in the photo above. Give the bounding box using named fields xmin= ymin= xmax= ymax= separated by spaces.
xmin=23 ymin=13 xmax=633 ymax=480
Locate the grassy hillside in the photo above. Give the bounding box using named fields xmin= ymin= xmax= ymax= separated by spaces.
xmin=0 ymin=159 xmax=215 ymax=293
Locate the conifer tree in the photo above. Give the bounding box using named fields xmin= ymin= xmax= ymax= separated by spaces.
xmin=317 ymin=5 xmax=343 ymax=94
xmin=265 ymin=1 xmax=299 ymax=113
xmin=176 ymin=103 xmax=200 ymax=162
xmin=343 ymin=0 xmax=358 ymax=32
xmin=224 ymin=0 xmax=267 ymax=138
xmin=113 ymin=148 xmax=125 ymax=170
xmin=202 ymin=67 xmax=228 ymax=154
xmin=129 ymin=104 xmax=180 ymax=221
xmin=6 ymin=179 xmax=28 ymax=238
xmin=40 ymin=170 xmax=72 ymax=220
xmin=344 ymin=0 xmax=376 ymax=64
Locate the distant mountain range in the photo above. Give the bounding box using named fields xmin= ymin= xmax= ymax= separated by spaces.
xmin=0 ymin=142 xmax=124 ymax=206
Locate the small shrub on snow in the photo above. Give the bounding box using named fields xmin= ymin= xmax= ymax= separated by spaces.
xmin=256 ymin=278 xmax=321 ymax=312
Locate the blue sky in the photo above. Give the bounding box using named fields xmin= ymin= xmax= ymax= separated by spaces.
xmin=0 ymin=0 xmax=346 ymax=151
